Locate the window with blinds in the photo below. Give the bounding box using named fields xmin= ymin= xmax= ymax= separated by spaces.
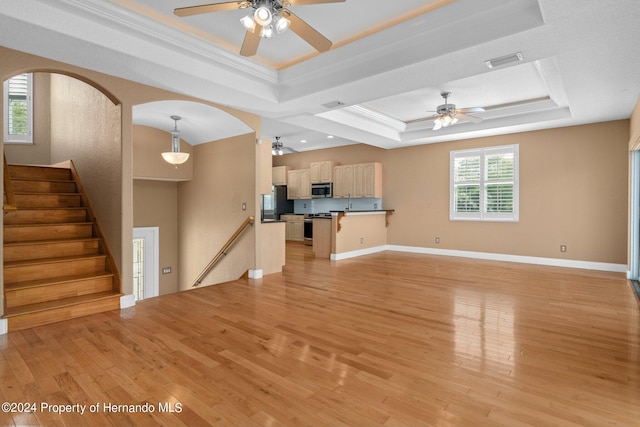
xmin=3 ymin=73 xmax=33 ymax=144
xmin=450 ymin=144 xmax=519 ymax=221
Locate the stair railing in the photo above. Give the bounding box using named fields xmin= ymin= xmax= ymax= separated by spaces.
xmin=3 ymin=152 xmax=17 ymax=213
xmin=192 ymin=215 xmax=255 ymax=287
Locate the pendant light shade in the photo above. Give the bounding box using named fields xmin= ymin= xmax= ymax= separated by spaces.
xmin=162 ymin=115 xmax=190 ymax=166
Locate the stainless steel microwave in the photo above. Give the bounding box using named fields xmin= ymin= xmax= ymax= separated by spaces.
xmin=311 ymin=182 xmax=332 ymax=198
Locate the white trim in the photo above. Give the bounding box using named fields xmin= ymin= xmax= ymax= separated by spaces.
xmin=120 ymin=293 xmax=136 ymax=309
xmin=387 ymin=245 xmax=627 ymax=273
xmin=0 ymin=319 xmax=8 ymax=335
xmin=329 ymin=244 xmax=627 ymax=272
xmin=331 ymin=245 xmax=387 ymax=261
xmin=133 ymin=227 xmax=160 ymax=300
xmin=249 ymin=269 xmax=263 ymax=279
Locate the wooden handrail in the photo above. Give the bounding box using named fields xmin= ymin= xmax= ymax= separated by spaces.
xmin=3 ymin=152 xmax=17 ymax=213
xmin=192 ymin=216 xmax=255 ymax=287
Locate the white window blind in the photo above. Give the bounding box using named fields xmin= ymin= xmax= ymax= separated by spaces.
xmin=4 ymin=73 xmax=33 ymax=144
xmin=450 ymin=144 xmax=519 ymax=221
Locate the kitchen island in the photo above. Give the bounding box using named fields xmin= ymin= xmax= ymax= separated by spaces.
xmin=313 ymin=210 xmax=394 ymax=260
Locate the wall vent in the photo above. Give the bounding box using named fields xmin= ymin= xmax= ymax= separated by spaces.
xmin=485 ymin=52 xmax=523 ymax=69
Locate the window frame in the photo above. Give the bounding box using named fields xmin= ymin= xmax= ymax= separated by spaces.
xmin=450 ymin=144 xmax=519 ymax=222
xmin=3 ymin=73 xmax=33 ymax=144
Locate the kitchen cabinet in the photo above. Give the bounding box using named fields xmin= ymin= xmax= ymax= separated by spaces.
xmin=355 ymin=162 xmax=382 ymax=198
xmin=272 ymin=166 xmax=290 ymax=185
xmin=333 ymin=162 xmax=381 ymax=198
xmin=281 ymin=214 xmax=304 ymax=241
xmin=333 ymin=164 xmax=354 ymax=198
xmin=310 ymin=160 xmax=335 ymax=183
xmin=287 ymin=169 xmax=311 ymax=199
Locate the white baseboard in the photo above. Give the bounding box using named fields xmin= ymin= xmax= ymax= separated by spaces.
xmin=249 ymin=269 xmax=263 ymax=279
xmin=331 ymin=245 xmax=387 ymax=261
xmin=0 ymin=318 xmax=7 ymax=335
xmin=387 ymin=245 xmax=627 ymax=273
xmin=120 ymin=293 xmax=136 ymax=309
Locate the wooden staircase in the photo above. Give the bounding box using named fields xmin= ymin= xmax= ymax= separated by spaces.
xmin=3 ymin=163 xmax=121 ymax=331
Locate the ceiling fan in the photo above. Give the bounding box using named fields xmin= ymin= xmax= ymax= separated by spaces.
xmin=272 ymin=136 xmax=298 ymax=155
xmin=174 ymin=0 xmax=345 ymax=57
xmin=412 ymin=91 xmax=485 ymax=130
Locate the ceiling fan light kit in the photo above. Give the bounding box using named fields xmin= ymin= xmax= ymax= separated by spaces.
xmin=174 ymin=0 xmax=345 ymax=57
xmin=432 ymin=91 xmax=484 ymax=131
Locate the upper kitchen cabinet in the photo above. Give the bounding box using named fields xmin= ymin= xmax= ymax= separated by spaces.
xmin=334 ymin=162 xmax=382 ymax=198
xmin=272 ymin=165 xmax=290 ymax=186
xmin=333 ymin=164 xmax=353 ymax=198
xmin=310 ymin=161 xmax=335 ymax=183
xmin=287 ymin=169 xmax=311 ymax=199
xmin=356 ymin=162 xmax=383 ymax=198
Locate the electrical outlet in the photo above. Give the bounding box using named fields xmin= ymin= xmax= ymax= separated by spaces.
xmin=560 ymin=245 xmax=567 ymax=252
xmin=162 ymin=267 xmax=171 ymax=274
xmin=360 ymin=237 xmax=364 ymax=244
xmin=435 ymin=237 xmax=440 ymax=244
xmin=374 ymin=203 xmax=378 ymax=209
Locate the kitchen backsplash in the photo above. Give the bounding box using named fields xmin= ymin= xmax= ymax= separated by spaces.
xmin=293 ymin=198 xmax=383 ymax=214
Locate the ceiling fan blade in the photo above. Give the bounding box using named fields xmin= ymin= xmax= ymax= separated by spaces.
xmin=174 ymin=1 xmax=243 ymax=17
xmin=240 ymin=27 xmax=261 ymax=57
xmin=457 ymin=107 xmax=486 ymax=113
xmin=284 ymin=10 xmax=333 ymax=52
xmin=456 ymin=113 xmax=482 ymax=124
xmin=287 ymin=0 xmax=345 ymax=5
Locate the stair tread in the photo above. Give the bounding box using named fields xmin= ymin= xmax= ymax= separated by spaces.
xmin=15 ymin=192 xmax=80 ymax=196
xmin=5 ymin=272 xmax=114 ymax=291
xmin=4 ymin=237 xmax=100 ymax=248
xmin=4 ymin=221 xmax=93 ymax=228
xmin=5 ymin=253 xmax=106 ymax=268
xmin=3 ymin=290 xmax=122 ymax=317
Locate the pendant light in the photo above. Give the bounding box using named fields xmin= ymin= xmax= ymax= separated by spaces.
xmin=162 ymin=115 xmax=190 ymax=167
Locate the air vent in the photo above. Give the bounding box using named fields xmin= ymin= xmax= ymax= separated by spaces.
xmin=322 ymin=100 xmax=345 ymax=109
xmin=485 ymin=52 xmax=523 ymax=69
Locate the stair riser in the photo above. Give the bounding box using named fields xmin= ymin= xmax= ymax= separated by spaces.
xmin=4 ymin=208 xmax=87 ymax=225
xmin=12 ymin=180 xmax=76 ymax=194
xmin=4 ymin=240 xmax=100 ymax=262
xmin=6 ymin=295 xmax=121 ymax=331
xmin=15 ymin=194 xmax=83 ymax=208
xmin=5 ymin=276 xmax=114 ymax=308
xmin=4 ymin=224 xmax=93 ymax=243
xmin=9 ymin=166 xmax=72 ymax=181
xmin=4 ymin=257 xmax=107 ymax=284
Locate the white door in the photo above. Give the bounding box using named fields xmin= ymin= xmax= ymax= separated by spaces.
xmin=133 ymin=227 xmax=159 ymax=300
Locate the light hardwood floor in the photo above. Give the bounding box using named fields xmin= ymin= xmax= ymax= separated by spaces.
xmin=1 ymin=242 xmax=639 ymax=426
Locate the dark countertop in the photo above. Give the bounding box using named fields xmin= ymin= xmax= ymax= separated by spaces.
xmin=329 ymin=209 xmax=395 ymax=213
xmin=261 ymin=219 xmax=286 ymax=223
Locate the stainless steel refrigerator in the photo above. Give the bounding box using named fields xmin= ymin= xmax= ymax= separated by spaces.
xmin=261 ymin=185 xmax=294 ymax=220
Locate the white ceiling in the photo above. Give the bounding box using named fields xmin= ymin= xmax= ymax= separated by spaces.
xmin=1 ymin=0 xmax=639 ymax=152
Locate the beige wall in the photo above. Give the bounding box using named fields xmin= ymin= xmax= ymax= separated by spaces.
xmin=275 ymin=121 xmax=629 ymax=264
xmin=133 ymin=125 xmax=193 ymax=181
xmin=178 ymin=133 xmax=257 ymax=290
xmin=631 ymin=97 xmax=640 ymax=150
xmin=49 ymin=74 xmax=123 ymax=273
xmin=133 ymin=180 xmax=179 ymax=295
xmin=333 ymin=213 xmax=388 ymax=254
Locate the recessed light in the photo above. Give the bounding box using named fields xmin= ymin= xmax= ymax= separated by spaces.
xmin=300 ymin=139 xmax=307 ymax=143
xmin=327 ymin=135 xmax=334 ymax=139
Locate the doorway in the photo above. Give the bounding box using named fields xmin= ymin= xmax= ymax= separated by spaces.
xmin=133 ymin=227 xmax=159 ymax=300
